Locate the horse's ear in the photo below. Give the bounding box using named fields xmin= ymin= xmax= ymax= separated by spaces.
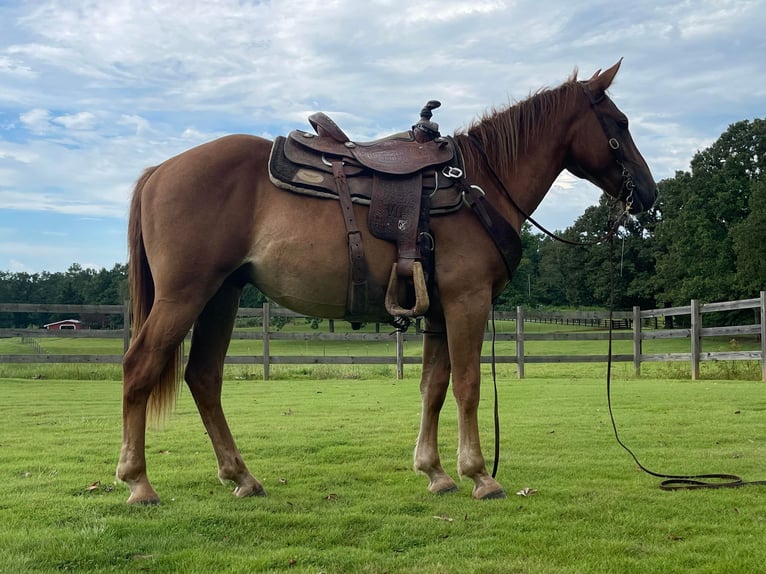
xmin=587 ymin=58 xmax=623 ymax=95
xmin=586 ymin=69 xmax=601 ymax=82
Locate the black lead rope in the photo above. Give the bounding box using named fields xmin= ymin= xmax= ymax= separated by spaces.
xmin=490 ymin=306 xmax=500 ymax=478
xmin=605 ymin=238 xmax=766 ymax=491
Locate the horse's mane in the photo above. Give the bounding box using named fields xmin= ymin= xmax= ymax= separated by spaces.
xmin=456 ymin=70 xmax=581 ymax=175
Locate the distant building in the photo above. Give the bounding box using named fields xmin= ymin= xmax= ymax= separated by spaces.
xmin=43 ymin=319 xmax=87 ymax=331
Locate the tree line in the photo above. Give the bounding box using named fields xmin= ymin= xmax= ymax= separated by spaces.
xmin=1 ymin=118 xmax=763 ymax=329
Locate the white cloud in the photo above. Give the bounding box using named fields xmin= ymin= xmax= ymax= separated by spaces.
xmin=53 ymin=111 xmax=97 ymax=130
xmin=0 ymin=55 xmax=35 ymax=77
xmin=0 ymin=0 xmax=764 ymax=272
xmin=9 ymin=259 xmax=34 ymax=273
xmin=19 ymin=108 xmax=51 ymax=133
xmin=0 ymin=144 xmax=37 ymax=163
xmin=0 ymin=190 xmax=123 ymax=217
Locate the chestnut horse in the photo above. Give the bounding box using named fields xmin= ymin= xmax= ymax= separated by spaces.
xmin=117 ymin=61 xmax=657 ymax=503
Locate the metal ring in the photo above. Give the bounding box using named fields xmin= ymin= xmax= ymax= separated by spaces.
xmin=609 ymin=138 xmax=620 ymax=150
xmin=442 ymin=165 xmax=463 ymax=179
xmin=418 ymin=232 xmax=435 ymax=251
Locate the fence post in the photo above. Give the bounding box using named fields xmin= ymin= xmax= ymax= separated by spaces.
xmin=516 ymin=305 xmax=525 ymax=379
xmin=395 ymin=330 xmax=404 ymax=380
xmin=760 ymin=291 xmax=765 ymax=382
xmin=123 ymin=299 xmax=131 ymax=355
xmin=262 ymin=301 xmax=270 ymax=381
xmin=633 ymin=306 xmax=642 ymax=376
xmin=690 ymin=299 xmax=701 ymax=380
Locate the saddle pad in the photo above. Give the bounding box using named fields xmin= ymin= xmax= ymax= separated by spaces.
xmin=268 ymin=136 xmax=463 ymax=215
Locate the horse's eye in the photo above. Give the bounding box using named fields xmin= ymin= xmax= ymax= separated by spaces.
xmin=617 ymin=118 xmax=629 ymax=129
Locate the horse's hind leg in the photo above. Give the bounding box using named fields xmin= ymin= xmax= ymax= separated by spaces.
xmin=414 ymin=315 xmax=458 ymax=494
xmin=118 ymin=299 xmax=200 ymax=504
xmin=185 ymin=280 xmax=265 ymax=498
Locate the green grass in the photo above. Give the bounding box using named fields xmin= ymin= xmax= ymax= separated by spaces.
xmin=1 ymin=374 xmax=765 ymax=573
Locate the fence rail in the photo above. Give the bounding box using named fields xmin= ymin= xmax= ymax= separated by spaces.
xmin=1 ymin=292 xmax=763 ymax=380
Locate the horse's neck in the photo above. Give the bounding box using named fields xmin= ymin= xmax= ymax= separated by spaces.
xmin=486 ymin=106 xmax=575 ymax=230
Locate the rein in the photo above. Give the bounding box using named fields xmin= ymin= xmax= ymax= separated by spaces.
xmin=447 ymin=83 xmax=763 ymax=488
xmin=464 ymin=133 xmax=615 ymax=246
xmin=604 ymin=239 xmax=766 ymax=491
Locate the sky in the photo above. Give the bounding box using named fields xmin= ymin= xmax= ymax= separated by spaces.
xmin=1 ymin=0 xmax=764 ymax=274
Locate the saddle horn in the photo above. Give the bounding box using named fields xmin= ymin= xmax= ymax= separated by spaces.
xmin=412 ymin=100 xmax=442 ymax=143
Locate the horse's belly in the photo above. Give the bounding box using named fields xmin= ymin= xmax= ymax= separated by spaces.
xmin=247 ymin=231 xmax=391 ymax=321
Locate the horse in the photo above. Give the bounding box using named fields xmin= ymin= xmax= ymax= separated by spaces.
xmin=117 ymin=60 xmax=657 ymax=504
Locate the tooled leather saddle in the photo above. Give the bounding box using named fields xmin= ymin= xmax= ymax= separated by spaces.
xmin=269 ymin=101 xmax=464 ymax=326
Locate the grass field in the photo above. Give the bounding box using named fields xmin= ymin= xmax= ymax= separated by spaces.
xmin=1 ymin=366 xmax=765 ymax=572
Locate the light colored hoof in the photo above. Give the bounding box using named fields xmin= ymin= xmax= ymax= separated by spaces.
xmin=478 ymin=488 xmax=507 ymax=500
xmin=128 ymin=496 xmax=160 ymax=505
xmin=472 ymin=477 xmax=507 ymax=500
xmin=126 ymin=488 xmax=160 ymax=505
xmin=427 ymin=475 xmax=459 ymax=495
xmin=434 ymin=484 xmax=459 ymax=495
xmin=233 ymin=484 xmax=267 ymax=498
xmin=123 ymin=478 xmax=161 ymax=505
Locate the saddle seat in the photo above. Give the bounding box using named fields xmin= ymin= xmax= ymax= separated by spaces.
xmin=293 ymin=111 xmax=454 ymax=175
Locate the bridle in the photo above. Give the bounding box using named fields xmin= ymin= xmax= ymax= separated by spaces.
xmin=578 ymin=81 xmax=636 ymax=211
xmin=457 ymin=81 xmax=638 ymax=248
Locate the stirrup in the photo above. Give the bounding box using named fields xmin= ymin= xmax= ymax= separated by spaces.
xmin=384 ymin=261 xmax=430 ymax=318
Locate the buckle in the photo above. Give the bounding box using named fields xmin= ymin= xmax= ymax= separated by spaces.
xmin=442 ymin=165 xmax=463 ymax=179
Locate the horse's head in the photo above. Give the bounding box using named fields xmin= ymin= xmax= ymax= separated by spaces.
xmin=565 ymin=60 xmax=658 ymax=214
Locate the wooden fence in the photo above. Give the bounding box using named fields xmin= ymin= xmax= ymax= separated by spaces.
xmin=1 ymin=293 xmax=764 ymax=380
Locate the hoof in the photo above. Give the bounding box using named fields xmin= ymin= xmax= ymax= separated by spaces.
xmin=435 ymin=484 xmax=459 ymax=495
xmin=478 ymin=489 xmax=507 ymax=500
xmin=233 ymin=484 xmax=267 ymax=498
xmin=131 ymin=497 xmax=160 ymax=506
xmin=125 ymin=483 xmax=161 ymax=505
xmin=126 ymin=492 xmax=160 ymax=505
xmin=427 ymin=475 xmax=459 ymax=495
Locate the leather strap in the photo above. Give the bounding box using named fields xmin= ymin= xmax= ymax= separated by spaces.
xmin=604 ymin=239 xmax=766 ymax=491
xmin=332 ymin=161 xmax=368 ymax=317
xmin=459 ymin=181 xmax=523 ymax=278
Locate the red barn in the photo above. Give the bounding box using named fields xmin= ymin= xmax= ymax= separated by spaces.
xmin=43 ymin=319 xmax=87 ymax=331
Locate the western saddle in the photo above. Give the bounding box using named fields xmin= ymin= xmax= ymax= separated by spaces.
xmin=269 ymin=101 xmax=461 ymax=326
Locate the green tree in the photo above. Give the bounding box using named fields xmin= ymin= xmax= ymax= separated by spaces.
xmin=731 ymin=178 xmax=766 ymax=296
xmin=652 ymin=119 xmax=765 ymax=305
xmin=531 ymin=196 xmax=658 ymax=310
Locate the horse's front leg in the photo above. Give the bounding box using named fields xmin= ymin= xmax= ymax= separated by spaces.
xmin=414 ymin=317 xmax=458 ymax=494
xmin=445 ymin=298 xmax=506 ymax=499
